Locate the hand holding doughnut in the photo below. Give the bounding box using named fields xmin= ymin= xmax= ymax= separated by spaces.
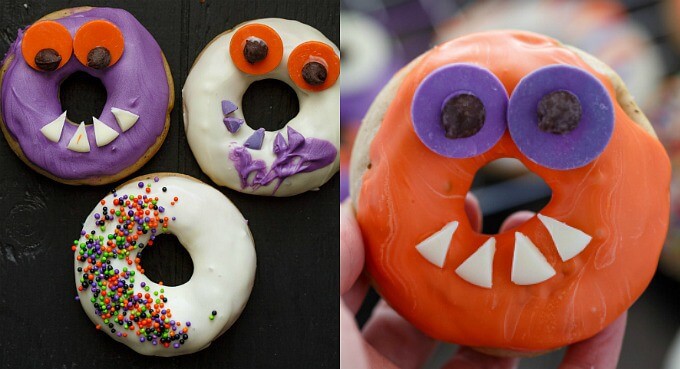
xmin=350 ymin=30 xmax=670 ymax=352
xmin=340 ymin=200 xmax=627 ymax=367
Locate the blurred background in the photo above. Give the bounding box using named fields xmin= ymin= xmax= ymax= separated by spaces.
xmin=340 ymin=0 xmax=680 ymax=367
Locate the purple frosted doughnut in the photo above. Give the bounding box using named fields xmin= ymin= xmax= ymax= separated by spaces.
xmin=507 ymin=65 xmax=614 ymax=170
xmin=411 ymin=63 xmax=508 ymax=158
xmin=0 ymin=7 xmax=172 ymax=184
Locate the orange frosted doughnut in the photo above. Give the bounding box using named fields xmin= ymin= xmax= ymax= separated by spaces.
xmin=351 ymin=31 xmax=670 ymax=352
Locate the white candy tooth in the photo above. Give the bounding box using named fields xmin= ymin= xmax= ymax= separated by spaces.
xmin=455 ymin=237 xmax=496 ymax=288
xmin=66 ymin=122 xmax=90 ymax=153
xmin=537 ymin=214 xmax=591 ymax=261
xmin=415 ymin=221 xmax=458 ymax=268
xmin=93 ymin=117 xmax=120 ymax=147
xmin=40 ymin=111 xmax=67 ymax=142
xmin=111 ymin=107 xmax=139 ymax=132
xmin=511 ymin=232 xmax=556 ymax=285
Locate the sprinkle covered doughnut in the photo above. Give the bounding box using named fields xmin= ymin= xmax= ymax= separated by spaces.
xmin=0 ymin=7 xmax=173 ymax=185
xmin=183 ymin=18 xmax=339 ymax=196
xmin=350 ymin=31 xmax=670 ymax=352
xmin=72 ymin=173 xmax=256 ymax=356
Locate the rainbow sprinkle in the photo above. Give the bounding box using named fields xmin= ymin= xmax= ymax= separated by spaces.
xmin=72 ymin=180 xmax=194 ymax=349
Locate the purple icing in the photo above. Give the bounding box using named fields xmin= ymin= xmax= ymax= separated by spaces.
xmin=411 ymin=63 xmax=508 ymax=158
xmin=0 ymin=8 xmax=170 ymax=180
xmin=507 ymin=65 xmax=614 ymax=170
xmin=223 ymin=117 xmax=244 ymax=133
xmin=229 ymin=126 xmax=337 ymax=193
xmin=243 ymin=128 xmax=265 ymax=150
xmin=221 ymin=100 xmax=237 ymax=115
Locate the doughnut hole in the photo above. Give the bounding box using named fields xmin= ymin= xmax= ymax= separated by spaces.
xmin=59 ymin=71 xmax=107 ymax=125
xmin=470 ymin=159 xmax=551 ymax=234
xmin=137 ymin=234 xmax=194 ymax=287
xmin=241 ymin=79 xmax=299 ymax=131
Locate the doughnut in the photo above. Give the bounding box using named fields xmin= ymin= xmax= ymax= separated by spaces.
xmin=350 ymin=30 xmax=670 ymax=353
xmin=183 ymin=18 xmax=340 ymax=197
xmin=646 ymin=77 xmax=680 ymax=281
xmin=72 ymin=173 xmax=256 ymax=356
xmin=0 ymin=7 xmax=173 ymax=185
xmin=340 ymin=11 xmax=401 ymax=125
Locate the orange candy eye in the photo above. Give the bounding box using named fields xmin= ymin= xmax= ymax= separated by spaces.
xmin=21 ymin=21 xmax=73 ymax=71
xmin=229 ymin=23 xmax=283 ymax=75
xmin=74 ymin=20 xmax=125 ymax=69
xmin=288 ymin=41 xmax=339 ymax=92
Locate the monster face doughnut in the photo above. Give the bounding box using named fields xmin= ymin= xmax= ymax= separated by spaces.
xmin=350 ymin=31 xmax=670 ymax=352
xmin=0 ymin=7 xmax=173 ymax=185
xmin=72 ymin=173 xmax=256 ymax=356
xmin=183 ymin=18 xmax=339 ymax=197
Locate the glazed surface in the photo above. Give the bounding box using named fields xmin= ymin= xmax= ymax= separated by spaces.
xmin=355 ymin=31 xmax=670 ymax=351
xmin=1 ymin=7 xmax=170 ymax=180
xmin=182 ymin=18 xmax=339 ymax=196
xmin=74 ymin=174 xmax=256 ymax=356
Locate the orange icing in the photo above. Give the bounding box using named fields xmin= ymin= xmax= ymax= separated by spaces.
xmin=355 ymin=31 xmax=671 ymax=351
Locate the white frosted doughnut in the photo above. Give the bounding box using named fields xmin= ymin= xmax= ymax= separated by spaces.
xmin=73 ymin=173 xmax=256 ymax=356
xmin=183 ymin=18 xmax=340 ymax=196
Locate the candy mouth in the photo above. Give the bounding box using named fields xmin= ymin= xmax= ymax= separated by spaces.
xmin=40 ymin=107 xmax=139 ymax=152
xmin=415 ymin=212 xmax=592 ymax=288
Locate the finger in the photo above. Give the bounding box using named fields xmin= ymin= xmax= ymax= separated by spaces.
xmin=362 ymin=300 xmax=438 ymax=369
xmin=499 ymin=211 xmax=535 ymax=233
xmin=342 ymin=272 xmax=370 ymax=314
xmin=559 ymin=311 xmax=627 ymax=369
xmin=442 ymin=347 xmax=519 ymax=369
xmin=341 ymin=301 xmax=371 ymax=369
xmin=465 ymin=193 xmax=483 ymax=232
xmin=341 ymin=201 xmax=365 ymax=295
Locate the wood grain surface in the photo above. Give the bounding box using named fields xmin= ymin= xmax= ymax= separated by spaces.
xmin=0 ymin=1 xmax=339 ymax=368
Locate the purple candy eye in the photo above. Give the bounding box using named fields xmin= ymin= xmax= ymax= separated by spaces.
xmin=411 ymin=64 xmax=509 ymax=158
xmin=507 ymin=65 xmax=614 ymax=170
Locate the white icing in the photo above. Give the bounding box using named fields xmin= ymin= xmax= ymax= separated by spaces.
xmin=182 ymin=18 xmax=340 ymax=196
xmin=455 ymin=237 xmax=495 ymax=288
xmin=511 ymin=232 xmax=556 ymax=285
xmin=40 ymin=111 xmax=66 ymax=142
xmin=340 ymin=11 xmax=393 ymax=94
xmin=92 ymin=117 xmax=120 ymax=147
xmin=537 ymin=214 xmax=591 ymax=261
xmin=111 ymin=107 xmax=139 ymax=132
xmin=415 ymin=221 xmax=458 ymax=268
xmin=74 ymin=175 xmax=256 ymax=356
xmin=67 ymin=122 xmax=90 ymax=152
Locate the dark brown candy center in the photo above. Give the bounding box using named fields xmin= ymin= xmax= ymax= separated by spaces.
xmin=302 ymin=62 xmax=327 ymax=86
xmin=34 ymin=48 xmax=61 ymax=71
xmin=440 ymin=94 xmax=485 ymax=139
xmin=243 ymin=39 xmax=268 ymax=64
xmin=87 ymin=47 xmax=112 ymax=70
xmin=537 ymin=90 xmax=582 ymax=134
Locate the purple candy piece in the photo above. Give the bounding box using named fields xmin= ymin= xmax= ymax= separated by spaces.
xmin=508 ymin=65 xmax=614 ymax=170
xmin=221 ymin=100 xmax=238 ymax=115
xmin=224 ymin=117 xmax=244 ymax=133
xmin=411 ymin=63 xmax=508 ymax=158
xmin=230 ymin=126 xmax=337 ymax=193
xmin=244 ymin=128 xmax=265 ymax=150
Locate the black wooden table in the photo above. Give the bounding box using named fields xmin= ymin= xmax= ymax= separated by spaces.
xmin=0 ymin=1 xmax=339 ymax=368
